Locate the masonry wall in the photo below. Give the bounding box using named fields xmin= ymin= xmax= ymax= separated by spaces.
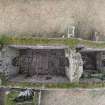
xmin=5 ymin=47 xmax=19 ymax=77
xmin=0 ymin=88 xmax=7 ymax=105
xmin=0 ymin=46 xmax=19 ymax=78
xmin=0 ymin=0 xmax=105 ymax=39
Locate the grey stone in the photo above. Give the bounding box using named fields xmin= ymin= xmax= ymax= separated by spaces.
xmin=65 ymin=49 xmax=83 ymax=82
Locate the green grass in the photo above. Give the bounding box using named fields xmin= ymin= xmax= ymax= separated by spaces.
xmin=10 ymin=37 xmax=105 ymax=48
xmin=3 ymin=81 xmax=105 ymax=89
xmin=5 ymin=91 xmax=34 ymax=105
xmin=5 ymin=91 xmax=19 ymax=105
xmin=0 ymin=36 xmax=105 ymax=48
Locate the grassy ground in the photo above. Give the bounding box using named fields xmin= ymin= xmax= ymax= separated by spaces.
xmin=9 ymin=37 xmax=105 ymax=48
xmin=5 ymin=90 xmax=34 ymax=105
xmin=3 ymin=81 xmax=105 ymax=89
xmin=0 ymin=35 xmax=105 ymax=48
xmin=5 ymin=91 xmax=19 ymax=105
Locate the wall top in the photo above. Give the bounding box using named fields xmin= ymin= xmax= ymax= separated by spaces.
xmin=9 ymin=45 xmax=68 ymax=50
xmin=80 ymin=48 xmax=105 ymax=53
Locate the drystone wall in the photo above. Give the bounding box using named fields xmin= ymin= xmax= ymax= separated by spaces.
xmin=0 ymin=88 xmax=6 ymax=105
xmin=0 ymin=46 xmax=18 ymax=79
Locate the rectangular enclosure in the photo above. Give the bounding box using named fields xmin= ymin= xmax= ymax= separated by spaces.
xmin=8 ymin=45 xmax=69 ymax=83
xmin=18 ymin=49 xmax=66 ymax=76
xmin=80 ymin=49 xmax=105 ymax=73
xmin=79 ymin=48 xmax=105 ymax=82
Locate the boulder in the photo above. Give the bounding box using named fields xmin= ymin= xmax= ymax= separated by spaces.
xmin=65 ymin=49 xmax=83 ymax=82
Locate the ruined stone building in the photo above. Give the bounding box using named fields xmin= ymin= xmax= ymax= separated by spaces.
xmin=0 ymin=44 xmax=105 ymax=83
xmin=0 ymin=45 xmax=83 ymax=83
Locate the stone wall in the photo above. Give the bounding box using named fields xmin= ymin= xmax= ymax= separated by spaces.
xmin=0 ymin=0 xmax=105 ymax=39
xmin=0 ymin=46 xmax=18 ymax=79
xmin=97 ymin=52 xmax=105 ymax=73
xmin=0 ymin=88 xmax=7 ymax=105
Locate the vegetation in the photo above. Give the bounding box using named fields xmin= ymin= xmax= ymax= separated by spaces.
xmin=5 ymin=91 xmax=19 ymax=105
xmin=3 ymin=81 xmax=105 ymax=89
xmin=0 ymin=35 xmax=105 ymax=48
xmin=8 ymin=37 xmax=105 ymax=48
xmin=0 ymin=35 xmax=10 ymax=46
xmin=0 ymin=72 xmax=7 ymax=85
xmin=5 ymin=91 xmax=34 ymax=105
